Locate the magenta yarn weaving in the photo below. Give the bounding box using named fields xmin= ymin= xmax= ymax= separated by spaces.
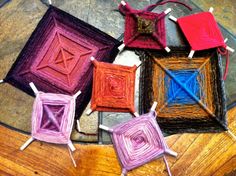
xmin=32 ymin=92 xmax=76 ymax=144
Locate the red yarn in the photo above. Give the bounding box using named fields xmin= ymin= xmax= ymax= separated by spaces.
xmin=177 ymin=12 xmax=229 ymax=80
xmin=119 ymin=1 xmax=192 ymax=50
xmin=218 ymin=47 xmax=229 ymax=80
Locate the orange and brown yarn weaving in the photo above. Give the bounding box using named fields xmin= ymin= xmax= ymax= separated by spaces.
xmin=90 ymin=59 xmax=137 ymax=114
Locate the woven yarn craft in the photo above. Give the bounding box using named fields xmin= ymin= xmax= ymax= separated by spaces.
xmin=3 ymin=5 xmax=120 ymax=120
xmin=139 ymin=50 xmax=227 ymax=134
xmin=99 ymin=102 xmax=177 ymax=176
xmin=118 ymin=0 xmax=192 ymax=52
xmin=20 ymin=82 xmax=81 ymax=167
xmin=169 ymin=8 xmax=234 ymax=80
xmin=86 ymin=57 xmax=139 ymax=117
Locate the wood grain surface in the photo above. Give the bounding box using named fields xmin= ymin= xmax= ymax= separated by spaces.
xmin=0 ymin=0 xmax=235 ymax=175
xmin=0 ymin=106 xmax=235 ymax=176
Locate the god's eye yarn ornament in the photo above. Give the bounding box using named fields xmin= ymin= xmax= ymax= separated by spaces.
xmin=117 ymin=0 xmax=192 ymax=52
xmin=139 ymin=51 xmax=228 ymax=134
xmin=86 ymin=57 xmax=140 ymax=117
xmin=20 ymin=83 xmax=81 ymax=167
xmin=169 ymin=7 xmax=234 ymax=80
xmin=2 ymin=5 xmax=120 ymax=120
xmin=99 ymin=102 xmax=177 ymax=176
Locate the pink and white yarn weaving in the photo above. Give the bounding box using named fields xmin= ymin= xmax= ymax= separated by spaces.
xmin=31 ymin=92 xmax=77 ymax=145
xmin=20 ymin=82 xmax=81 ymax=167
xmin=99 ymin=102 xmax=177 ymax=176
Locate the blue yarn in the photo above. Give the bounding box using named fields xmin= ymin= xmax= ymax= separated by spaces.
xmin=165 ymin=70 xmax=200 ymax=106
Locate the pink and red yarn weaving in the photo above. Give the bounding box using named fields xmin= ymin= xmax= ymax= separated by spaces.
xmin=118 ymin=0 xmax=192 ymax=51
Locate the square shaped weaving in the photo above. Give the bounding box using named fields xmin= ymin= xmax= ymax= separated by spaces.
xmin=89 ymin=59 xmax=138 ymax=115
xmin=119 ymin=2 xmax=168 ymax=50
xmin=32 ymin=92 xmax=75 ymax=144
xmin=4 ymin=5 xmax=120 ymax=120
xmin=139 ymin=50 xmax=227 ymax=134
xmin=99 ymin=105 xmax=177 ymax=175
xmin=177 ymin=12 xmax=225 ymax=51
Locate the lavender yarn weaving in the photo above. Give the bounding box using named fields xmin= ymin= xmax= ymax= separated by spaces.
xmin=99 ymin=102 xmax=177 ymax=176
xmin=20 ymin=82 xmax=81 ymax=167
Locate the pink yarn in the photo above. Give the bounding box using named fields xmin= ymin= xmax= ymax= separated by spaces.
xmin=102 ymin=106 xmax=177 ymax=175
xmin=31 ymin=92 xmax=76 ymax=144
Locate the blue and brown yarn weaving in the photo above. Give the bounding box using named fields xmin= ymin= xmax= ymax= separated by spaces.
xmin=139 ymin=50 xmax=227 ymax=134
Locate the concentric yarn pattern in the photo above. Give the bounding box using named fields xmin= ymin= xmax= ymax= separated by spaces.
xmin=4 ymin=5 xmax=119 ymax=120
xmin=177 ymin=12 xmax=225 ymax=51
xmin=32 ymin=92 xmax=76 ymax=144
xmin=90 ymin=59 xmax=137 ymax=114
xmin=109 ymin=110 xmax=176 ymax=175
xmin=119 ymin=2 xmax=167 ymax=50
xmin=139 ymin=51 xmax=227 ymax=134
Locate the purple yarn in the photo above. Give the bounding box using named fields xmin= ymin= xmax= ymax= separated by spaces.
xmin=4 ymin=6 xmax=120 ymax=121
xmin=106 ymin=109 xmax=177 ymax=175
xmin=32 ymin=92 xmax=76 ymax=144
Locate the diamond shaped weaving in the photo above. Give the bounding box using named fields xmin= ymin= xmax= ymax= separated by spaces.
xmin=177 ymin=12 xmax=225 ymax=51
xmin=89 ymin=59 xmax=138 ymax=116
xmin=4 ymin=6 xmax=120 ymax=120
xmin=100 ymin=105 xmax=177 ymax=175
xmin=32 ymin=92 xmax=76 ymax=144
xmin=139 ymin=51 xmax=227 ymax=134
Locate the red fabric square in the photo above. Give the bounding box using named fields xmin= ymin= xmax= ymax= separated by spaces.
xmin=177 ymin=12 xmax=225 ymax=51
xmin=90 ymin=60 xmax=137 ymax=114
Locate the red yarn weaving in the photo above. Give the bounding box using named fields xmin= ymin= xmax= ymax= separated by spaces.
xmin=176 ymin=11 xmax=231 ymax=80
xmin=177 ymin=12 xmax=226 ymax=51
xmin=119 ymin=1 xmax=192 ymax=50
xmin=119 ymin=2 xmax=167 ymax=50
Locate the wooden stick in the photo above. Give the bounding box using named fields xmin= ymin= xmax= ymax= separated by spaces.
xmin=90 ymin=56 xmax=95 ymax=61
xmin=99 ymin=124 xmax=110 ymax=131
xmin=133 ymin=112 xmax=139 ymax=117
xmin=76 ymin=120 xmax=81 ymax=132
xmin=169 ymin=15 xmax=177 ymax=22
xmin=86 ymin=109 xmax=93 ymax=116
xmin=165 ymin=46 xmax=171 ymax=53
xmin=73 ymin=90 xmax=81 ymax=99
xmin=20 ymin=137 xmax=34 ymax=151
xmin=188 ymin=50 xmax=195 ymax=58
xmin=68 ymin=142 xmax=76 ymax=152
xmin=151 ymin=101 xmax=158 ymax=111
xmin=226 ymin=46 xmax=235 ymax=53
xmin=29 ymin=82 xmax=39 ymax=95
xmin=120 ymin=0 xmax=126 ymax=6
xmin=118 ymin=43 xmax=125 ymax=52
xmin=224 ymin=38 xmax=228 ymax=43
xmin=209 ymin=7 xmax=214 ymax=13
xmin=164 ymin=8 xmax=172 ymax=15
xmin=165 ymin=149 xmax=178 ymax=157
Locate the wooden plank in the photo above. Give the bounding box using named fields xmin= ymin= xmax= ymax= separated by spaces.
xmin=0 ymin=110 xmax=236 ymax=176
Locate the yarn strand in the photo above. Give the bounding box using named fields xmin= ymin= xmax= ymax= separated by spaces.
xmin=217 ymin=47 xmax=230 ymax=80
xmin=68 ymin=147 xmax=77 ymax=167
xmin=144 ymin=0 xmax=192 ymax=12
xmin=163 ymin=155 xmax=172 ymax=176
